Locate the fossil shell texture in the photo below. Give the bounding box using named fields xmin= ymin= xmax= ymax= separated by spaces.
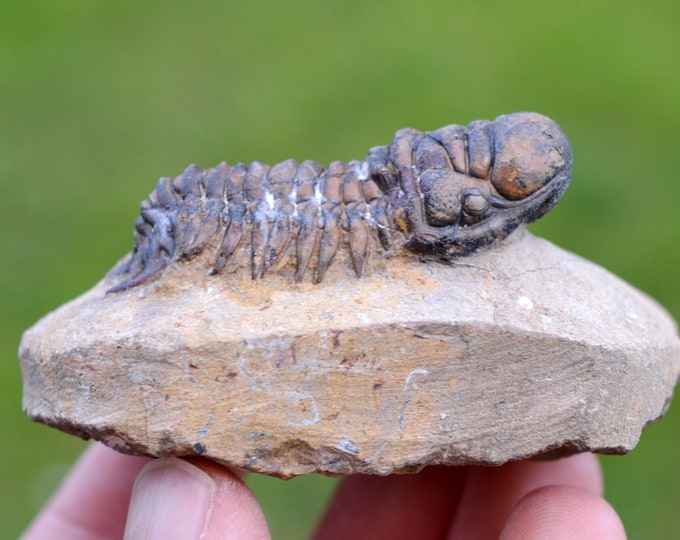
xmin=109 ymin=112 xmax=572 ymax=291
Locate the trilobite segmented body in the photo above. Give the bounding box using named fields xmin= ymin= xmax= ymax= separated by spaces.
xmin=109 ymin=112 xmax=572 ymax=292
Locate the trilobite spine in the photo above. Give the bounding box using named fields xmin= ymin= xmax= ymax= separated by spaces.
xmin=110 ymin=158 xmax=397 ymax=292
xmin=109 ymin=112 xmax=572 ymax=292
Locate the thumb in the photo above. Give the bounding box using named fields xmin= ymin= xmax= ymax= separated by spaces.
xmin=124 ymin=457 xmax=269 ymax=540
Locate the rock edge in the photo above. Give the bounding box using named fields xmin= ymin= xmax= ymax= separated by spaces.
xmin=19 ymin=228 xmax=680 ymax=478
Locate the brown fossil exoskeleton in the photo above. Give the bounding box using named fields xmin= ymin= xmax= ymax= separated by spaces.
xmin=109 ymin=112 xmax=572 ymax=291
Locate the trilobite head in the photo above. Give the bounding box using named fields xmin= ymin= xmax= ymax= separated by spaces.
xmin=402 ymin=112 xmax=572 ymax=258
xmin=490 ymin=112 xmax=571 ymax=202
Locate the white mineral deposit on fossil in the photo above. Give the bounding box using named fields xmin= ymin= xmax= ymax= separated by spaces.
xmin=19 ymin=112 xmax=680 ymax=478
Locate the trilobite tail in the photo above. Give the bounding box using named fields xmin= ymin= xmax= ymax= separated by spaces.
xmin=107 ymin=183 xmax=177 ymax=293
xmin=108 ymin=163 xmax=231 ymax=293
xmin=107 ymin=255 xmax=167 ymax=293
xmin=107 ymin=235 xmax=170 ymax=293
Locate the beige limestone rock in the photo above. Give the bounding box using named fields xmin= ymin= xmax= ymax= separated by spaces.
xmin=19 ymin=228 xmax=680 ymax=478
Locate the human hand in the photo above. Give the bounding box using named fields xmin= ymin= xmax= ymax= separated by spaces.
xmin=23 ymin=442 xmax=625 ymax=539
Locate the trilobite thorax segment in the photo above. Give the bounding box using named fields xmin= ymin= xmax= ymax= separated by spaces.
xmin=109 ymin=112 xmax=572 ymax=292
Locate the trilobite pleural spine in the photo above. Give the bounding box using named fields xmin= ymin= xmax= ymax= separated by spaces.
xmin=110 ymin=112 xmax=572 ymax=292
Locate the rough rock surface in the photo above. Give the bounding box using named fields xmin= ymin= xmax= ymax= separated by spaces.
xmin=19 ymin=228 xmax=680 ymax=478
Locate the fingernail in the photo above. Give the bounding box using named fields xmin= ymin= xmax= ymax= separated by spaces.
xmin=124 ymin=458 xmax=215 ymax=540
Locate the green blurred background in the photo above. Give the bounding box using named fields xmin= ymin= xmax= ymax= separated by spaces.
xmin=1 ymin=0 xmax=678 ymax=537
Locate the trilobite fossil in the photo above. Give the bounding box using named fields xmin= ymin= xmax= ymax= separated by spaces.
xmin=109 ymin=112 xmax=572 ymax=291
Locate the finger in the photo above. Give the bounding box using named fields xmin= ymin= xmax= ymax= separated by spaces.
xmin=189 ymin=458 xmax=268 ymax=539
xmin=500 ymin=485 xmax=626 ymax=540
xmin=313 ymin=465 xmax=465 ymax=540
xmin=22 ymin=443 xmax=151 ymax=540
xmin=124 ymin=457 xmax=269 ymax=540
xmin=447 ymin=453 xmax=603 ymax=539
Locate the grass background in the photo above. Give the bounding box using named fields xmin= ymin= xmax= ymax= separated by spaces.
xmin=1 ymin=0 xmax=678 ymax=537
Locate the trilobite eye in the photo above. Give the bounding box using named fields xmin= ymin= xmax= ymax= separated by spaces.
xmin=419 ymin=169 xmax=462 ymax=227
xmin=463 ymin=193 xmax=488 ymax=216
